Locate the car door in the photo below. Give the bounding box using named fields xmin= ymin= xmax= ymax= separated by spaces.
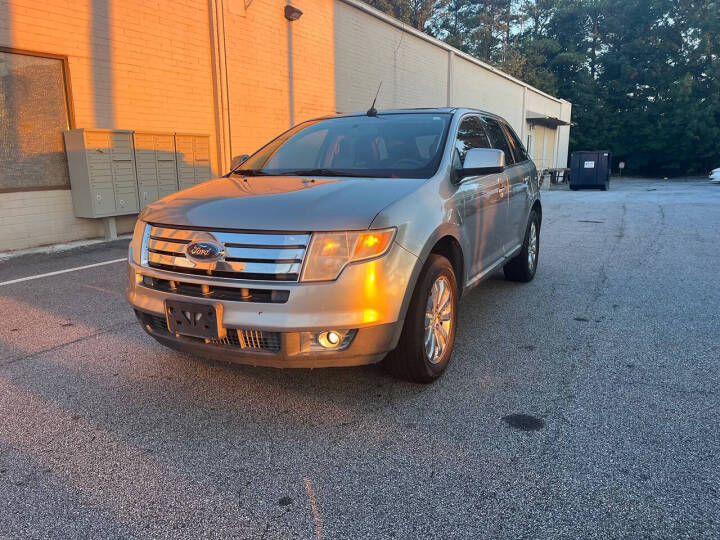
xmin=502 ymin=122 xmax=537 ymax=249
xmin=501 ymin=121 xmax=536 ymax=252
xmin=453 ymin=115 xmax=508 ymax=280
xmin=482 ymin=116 xmax=524 ymax=255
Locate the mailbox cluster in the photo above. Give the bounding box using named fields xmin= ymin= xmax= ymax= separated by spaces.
xmin=63 ymin=129 xmax=212 ymax=218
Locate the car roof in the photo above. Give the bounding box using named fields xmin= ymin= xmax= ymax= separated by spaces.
xmin=333 ymin=107 xmax=503 ymax=120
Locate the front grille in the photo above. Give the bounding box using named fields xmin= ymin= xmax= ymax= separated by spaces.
xmin=236 ymin=329 xmax=281 ymax=352
xmin=143 ymin=225 xmax=309 ymax=282
xmin=139 ymin=276 xmax=289 ymax=303
xmin=143 ymin=313 xmax=281 ymax=353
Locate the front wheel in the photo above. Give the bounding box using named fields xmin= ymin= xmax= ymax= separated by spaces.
xmin=383 ymin=254 xmax=458 ymax=383
xmin=504 ymin=210 xmax=539 ymax=282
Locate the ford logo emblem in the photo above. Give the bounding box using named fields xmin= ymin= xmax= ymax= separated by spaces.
xmin=185 ymin=241 xmax=224 ymax=262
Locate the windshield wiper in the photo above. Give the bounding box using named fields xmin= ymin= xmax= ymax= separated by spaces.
xmin=274 ymin=169 xmax=373 ymax=178
xmin=234 ymin=168 xmax=378 ymax=178
xmin=232 ymin=169 xmax=273 ymax=176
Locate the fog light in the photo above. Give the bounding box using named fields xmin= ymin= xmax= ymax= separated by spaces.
xmin=299 ymin=329 xmax=358 ymax=352
xmin=318 ymin=330 xmax=342 ymax=349
xmin=135 ymin=272 xmax=143 ymax=284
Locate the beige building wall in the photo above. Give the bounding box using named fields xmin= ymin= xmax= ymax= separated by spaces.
xmin=450 ymin=55 xmax=525 ymax=132
xmin=334 ymin=0 xmax=571 ymax=170
xmin=528 ymin=125 xmax=555 ymax=171
xmin=556 ymin=100 xmax=573 ymax=168
xmin=333 ymin=0 xmax=448 ymax=112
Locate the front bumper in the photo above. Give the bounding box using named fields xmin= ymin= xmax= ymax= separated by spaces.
xmin=127 ymin=242 xmax=421 ymax=367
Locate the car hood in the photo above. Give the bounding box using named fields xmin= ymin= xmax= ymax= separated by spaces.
xmin=140 ymin=175 xmax=422 ymax=231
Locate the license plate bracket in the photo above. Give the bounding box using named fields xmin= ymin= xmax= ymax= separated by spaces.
xmin=165 ymin=300 xmax=225 ymax=340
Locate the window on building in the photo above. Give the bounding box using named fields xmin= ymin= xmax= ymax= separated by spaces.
xmin=454 ymin=116 xmax=491 ymax=166
xmin=0 ymin=49 xmax=72 ymax=191
xmin=482 ymin=117 xmax=515 ymax=165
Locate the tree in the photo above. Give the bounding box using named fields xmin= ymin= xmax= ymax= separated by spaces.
xmin=362 ymin=0 xmax=720 ymax=175
xmin=364 ymin=0 xmax=448 ymax=31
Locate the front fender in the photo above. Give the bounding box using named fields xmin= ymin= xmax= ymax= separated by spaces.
xmin=394 ymin=223 xmax=465 ymax=323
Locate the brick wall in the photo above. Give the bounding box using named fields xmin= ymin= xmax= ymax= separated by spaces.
xmin=0 ymin=0 xmax=570 ymax=253
xmin=223 ymin=0 xmax=336 ymax=158
xmin=0 ymin=0 xmax=336 ymax=252
xmin=0 ymin=0 xmax=220 ymax=251
xmin=0 ymin=189 xmax=136 ymax=252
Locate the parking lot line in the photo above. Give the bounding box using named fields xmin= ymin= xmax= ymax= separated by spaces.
xmin=304 ymin=477 xmax=323 ymax=540
xmin=0 ymin=258 xmax=127 ymax=287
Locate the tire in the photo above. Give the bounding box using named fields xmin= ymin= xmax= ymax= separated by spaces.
xmin=383 ymin=254 xmax=458 ymax=383
xmin=504 ymin=210 xmax=540 ymax=283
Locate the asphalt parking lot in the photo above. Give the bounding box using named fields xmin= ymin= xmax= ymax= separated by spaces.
xmin=1 ymin=178 xmax=718 ymax=539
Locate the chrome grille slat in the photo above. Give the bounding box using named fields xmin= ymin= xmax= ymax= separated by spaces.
xmin=144 ymin=225 xmax=308 ymax=281
xmin=148 ymin=238 xmax=188 ymax=253
xmin=147 ymin=252 xmax=301 ymax=275
xmin=224 ymin=246 xmax=305 ymax=262
xmin=150 ymin=227 xmax=309 ymax=247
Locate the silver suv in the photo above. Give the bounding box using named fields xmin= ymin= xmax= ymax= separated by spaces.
xmin=127 ymin=108 xmax=541 ymax=382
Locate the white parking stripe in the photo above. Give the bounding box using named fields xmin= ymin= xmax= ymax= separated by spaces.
xmin=0 ymin=258 xmax=127 ymax=287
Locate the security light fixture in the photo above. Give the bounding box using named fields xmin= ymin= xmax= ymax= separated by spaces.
xmin=284 ymin=5 xmax=303 ymax=21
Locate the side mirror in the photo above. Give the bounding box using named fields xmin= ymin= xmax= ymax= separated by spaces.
xmin=230 ymin=154 xmax=250 ymax=171
xmin=456 ymin=148 xmax=505 ymax=179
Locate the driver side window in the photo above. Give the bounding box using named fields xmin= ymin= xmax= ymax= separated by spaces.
xmin=454 ymin=116 xmax=491 ymax=166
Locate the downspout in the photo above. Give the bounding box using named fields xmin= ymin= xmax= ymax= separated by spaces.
xmin=286 ymin=1 xmax=295 ymax=127
xmin=446 ymin=50 xmax=454 ymax=106
xmin=553 ymin=126 xmax=561 ymax=168
xmin=520 ymin=85 xmax=527 ymax=141
xmin=209 ymin=0 xmax=232 ymax=172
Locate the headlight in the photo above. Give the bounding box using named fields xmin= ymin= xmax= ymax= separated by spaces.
xmin=300 ymin=228 xmax=396 ymax=282
xmin=129 ymin=220 xmax=148 ymax=265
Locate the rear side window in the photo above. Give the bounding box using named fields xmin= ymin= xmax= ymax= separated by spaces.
xmin=454 ymin=116 xmax=491 ymax=166
xmin=482 ymin=117 xmax=515 ymax=165
xmin=502 ymin=122 xmax=529 ymax=163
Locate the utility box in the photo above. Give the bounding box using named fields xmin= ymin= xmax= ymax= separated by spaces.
xmin=570 ymin=151 xmax=611 ymax=191
xmin=134 ymin=132 xmax=179 ymax=208
xmin=175 ymin=133 xmax=212 ymax=190
xmin=64 ymin=129 xmax=140 ymax=217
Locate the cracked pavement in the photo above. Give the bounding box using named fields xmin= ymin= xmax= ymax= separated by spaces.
xmin=0 ymin=178 xmax=719 ymax=538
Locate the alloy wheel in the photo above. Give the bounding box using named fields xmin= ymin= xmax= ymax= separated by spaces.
xmin=528 ymin=221 xmax=538 ymax=272
xmin=424 ymin=276 xmax=453 ymax=364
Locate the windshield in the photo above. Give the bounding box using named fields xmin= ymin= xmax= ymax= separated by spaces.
xmin=235 ymin=113 xmax=451 ymax=179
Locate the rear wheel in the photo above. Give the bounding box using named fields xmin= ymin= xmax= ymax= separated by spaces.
xmin=504 ymin=210 xmax=539 ymax=282
xmin=383 ymin=254 xmax=458 ymax=383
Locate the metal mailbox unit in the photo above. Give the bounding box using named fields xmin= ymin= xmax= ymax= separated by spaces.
xmin=134 ymin=132 xmax=179 ymax=208
xmin=174 ymin=133 xmax=212 ymax=190
xmin=570 ymin=150 xmax=611 ymax=191
xmin=65 ymin=130 xmax=214 ymax=219
xmin=63 ymin=129 xmax=140 ymax=217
